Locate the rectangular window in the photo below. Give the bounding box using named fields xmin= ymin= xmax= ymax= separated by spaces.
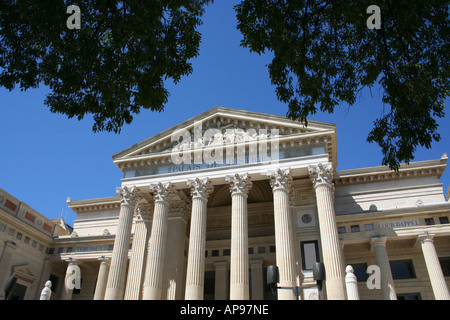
xmin=351 ymin=263 xmax=369 ymax=282
xmin=301 ymin=240 xmax=319 ymax=270
xmin=350 ymin=225 xmax=360 ymax=233
xmin=439 ymin=257 xmax=450 ymax=277
xmin=4 ymin=199 xmax=17 ymax=211
xmin=390 ymin=260 xmax=416 ymax=279
xmin=73 ymin=279 xmax=82 ymax=295
xmin=439 ymin=217 xmax=449 ymax=224
xmin=337 ymin=226 xmax=346 ymax=234
xmin=425 ymin=218 xmax=435 ymax=225
xmin=397 ymin=293 xmax=421 ymax=300
xmin=364 ymin=224 xmax=374 ymax=231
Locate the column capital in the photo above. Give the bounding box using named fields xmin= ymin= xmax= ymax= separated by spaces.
xmin=98 ymin=256 xmax=111 ymax=264
xmin=187 ymin=177 xmax=214 ymax=200
xmin=150 ymin=182 xmax=175 ymax=204
xmin=226 ymin=173 xmax=253 ymax=196
xmin=267 ymin=168 xmax=292 ymax=192
xmin=116 ymin=185 xmax=137 ymax=206
xmin=308 ymin=163 xmax=333 ymax=188
xmin=417 ymin=232 xmax=435 ymax=244
xmin=370 ymin=236 xmax=387 ymax=249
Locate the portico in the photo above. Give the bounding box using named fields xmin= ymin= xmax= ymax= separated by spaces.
xmin=53 ymin=107 xmax=450 ymax=300
xmin=97 ymin=107 xmax=343 ymax=300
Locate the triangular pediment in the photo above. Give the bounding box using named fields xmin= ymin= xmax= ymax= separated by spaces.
xmin=12 ymin=264 xmax=38 ymax=283
xmin=112 ymin=106 xmax=337 ymax=173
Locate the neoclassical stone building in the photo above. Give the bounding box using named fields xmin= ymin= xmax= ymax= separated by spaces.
xmin=1 ymin=107 xmax=449 ymax=300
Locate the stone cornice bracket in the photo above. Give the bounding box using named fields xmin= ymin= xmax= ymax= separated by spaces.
xmin=169 ymin=200 xmax=191 ymax=221
xmin=116 ymin=185 xmax=137 ymax=207
xmin=150 ymin=182 xmax=175 ymax=204
xmin=134 ymin=202 xmax=154 ymax=220
xmin=308 ymin=163 xmax=334 ymax=189
xmin=226 ymin=173 xmax=253 ymax=197
xmin=267 ymin=168 xmax=292 ymax=192
xmin=187 ymin=177 xmax=214 ymax=201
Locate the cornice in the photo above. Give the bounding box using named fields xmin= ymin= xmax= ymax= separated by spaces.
xmin=334 ymin=154 xmax=447 ymax=186
xmin=67 ymin=196 xmax=121 ymax=213
xmin=336 ymin=202 xmax=450 ymax=224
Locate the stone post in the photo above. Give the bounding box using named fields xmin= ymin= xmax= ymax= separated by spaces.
xmin=185 ymin=178 xmax=213 ymax=300
xmin=345 ymin=265 xmax=360 ymax=300
xmin=104 ymin=186 xmax=137 ymax=300
xmin=308 ymin=163 xmax=346 ymax=300
xmin=39 ymin=281 xmax=52 ymax=300
xmin=226 ymin=173 xmax=253 ymax=300
xmin=417 ymin=233 xmax=450 ymax=300
xmin=267 ymin=168 xmax=297 ymax=300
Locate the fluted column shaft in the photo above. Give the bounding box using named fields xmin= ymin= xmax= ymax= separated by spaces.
xmin=162 ymin=214 xmax=188 ymax=300
xmin=309 ymin=163 xmax=346 ymax=300
xmin=268 ymin=168 xmax=297 ymax=300
xmin=143 ymin=182 xmax=174 ymax=300
xmin=125 ymin=205 xmax=151 ymax=300
xmin=418 ymin=233 xmax=450 ymax=300
xmin=185 ymin=178 xmax=213 ymax=300
xmin=227 ymin=173 xmax=252 ymax=300
xmin=105 ymin=186 xmax=137 ymax=300
xmin=94 ymin=257 xmax=110 ymax=300
xmin=371 ymin=237 xmax=397 ymax=300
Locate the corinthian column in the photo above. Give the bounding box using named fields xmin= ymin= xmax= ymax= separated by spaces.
xmin=267 ymin=168 xmax=297 ymax=300
xmin=185 ymin=177 xmax=213 ymax=300
xmin=105 ymin=186 xmax=137 ymax=300
xmin=226 ymin=173 xmax=253 ymax=300
xmin=143 ymin=182 xmax=174 ymax=300
xmin=308 ymin=163 xmax=346 ymax=300
xmin=417 ymin=233 xmax=450 ymax=300
xmin=125 ymin=203 xmax=152 ymax=300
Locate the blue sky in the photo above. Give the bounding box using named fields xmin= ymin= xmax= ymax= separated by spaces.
xmin=1 ymin=1 xmax=449 ymax=226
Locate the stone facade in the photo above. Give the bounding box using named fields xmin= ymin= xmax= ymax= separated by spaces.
xmin=1 ymin=107 xmax=449 ymax=300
